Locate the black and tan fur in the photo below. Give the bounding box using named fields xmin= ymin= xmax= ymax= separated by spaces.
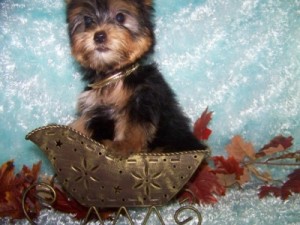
xmin=67 ymin=0 xmax=207 ymax=157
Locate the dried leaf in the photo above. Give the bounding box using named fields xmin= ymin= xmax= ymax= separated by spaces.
xmin=258 ymin=136 xmax=293 ymax=154
xmin=0 ymin=161 xmax=15 ymax=197
xmin=0 ymin=161 xmax=41 ymax=219
xmin=255 ymin=145 xmax=285 ymax=158
xmin=226 ymin=135 xmax=256 ymax=162
xmin=256 ymin=136 xmax=293 ymax=158
xmin=52 ymin=186 xmax=89 ymax=219
xmin=258 ymin=186 xmax=282 ymax=199
xmin=193 ymin=107 xmax=213 ymax=140
xmin=259 ymin=169 xmax=300 ymax=200
xmin=213 ymin=156 xmax=244 ymax=177
xmin=212 ymin=156 xmax=249 ymax=186
xmin=237 ymin=168 xmax=250 ymax=186
xmin=215 ymin=174 xmax=237 ymax=187
xmin=179 ymin=164 xmax=225 ymax=204
xmin=281 ymin=169 xmax=300 ymax=199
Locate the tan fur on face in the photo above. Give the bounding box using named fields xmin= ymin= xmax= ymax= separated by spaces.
xmin=71 ymin=24 xmax=152 ymax=73
xmin=72 ymin=25 xmax=152 ymax=72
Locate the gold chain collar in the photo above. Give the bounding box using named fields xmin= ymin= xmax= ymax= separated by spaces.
xmin=88 ymin=64 xmax=140 ymax=90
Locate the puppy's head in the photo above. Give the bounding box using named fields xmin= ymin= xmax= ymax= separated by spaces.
xmin=67 ymin=0 xmax=154 ymax=73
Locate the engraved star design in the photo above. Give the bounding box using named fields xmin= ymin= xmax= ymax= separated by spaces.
xmin=71 ymin=157 xmax=100 ymax=189
xmin=55 ymin=140 xmax=63 ymax=148
xmin=131 ymin=163 xmax=162 ymax=196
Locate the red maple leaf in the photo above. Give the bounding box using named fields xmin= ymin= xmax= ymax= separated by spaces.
xmin=281 ymin=169 xmax=300 ymax=199
xmin=179 ymin=164 xmax=225 ymax=204
xmin=212 ymin=156 xmax=244 ymax=177
xmin=193 ymin=107 xmax=213 ymax=141
xmin=258 ymin=186 xmax=282 ymax=199
xmin=260 ymin=135 xmax=293 ymax=151
xmin=259 ymin=169 xmax=300 ymax=200
xmin=52 ymin=186 xmax=89 ymax=219
xmin=0 ymin=160 xmax=41 ymax=219
xmin=211 ymin=156 xmax=249 ymax=186
xmin=256 ymin=135 xmax=294 ymax=158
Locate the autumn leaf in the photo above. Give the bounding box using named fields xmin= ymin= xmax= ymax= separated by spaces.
xmin=193 ymin=107 xmax=213 ymax=141
xmin=259 ymin=169 xmax=300 ymax=200
xmin=281 ymin=168 xmax=300 ymax=199
xmin=255 ymin=145 xmax=285 ymax=158
xmin=260 ymin=135 xmax=293 ymax=151
xmin=0 ymin=161 xmax=15 ymax=198
xmin=0 ymin=159 xmax=113 ymax=221
xmin=0 ymin=160 xmax=41 ymax=219
xmin=258 ymin=186 xmax=282 ymax=199
xmin=179 ymin=164 xmax=225 ymax=204
xmin=212 ymin=156 xmax=249 ymax=186
xmin=213 ymin=156 xmax=244 ymax=177
xmin=256 ymin=135 xmax=294 ymax=158
xmin=226 ymin=135 xmax=256 ymax=162
xmin=51 ymin=186 xmax=89 ymax=219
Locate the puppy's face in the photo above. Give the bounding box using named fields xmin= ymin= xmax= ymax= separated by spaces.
xmin=67 ymin=0 xmax=154 ymax=73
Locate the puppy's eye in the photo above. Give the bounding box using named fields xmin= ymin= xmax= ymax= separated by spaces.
xmin=115 ymin=12 xmax=126 ymax=24
xmin=84 ymin=16 xmax=93 ymax=28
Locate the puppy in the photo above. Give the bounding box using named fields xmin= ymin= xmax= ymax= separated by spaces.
xmin=67 ymin=0 xmax=207 ymax=157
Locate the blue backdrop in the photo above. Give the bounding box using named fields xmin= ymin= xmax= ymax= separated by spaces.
xmin=0 ymin=0 xmax=300 ymax=223
xmin=1 ymin=0 xmax=299 ymax=172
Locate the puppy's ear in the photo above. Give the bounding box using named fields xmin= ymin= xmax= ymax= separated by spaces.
xmin=65 ymin=0 xmax=72 ymax=4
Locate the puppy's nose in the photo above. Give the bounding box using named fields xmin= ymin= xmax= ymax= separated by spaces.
xmin=94 ymin=31 xmax=107 ymax=44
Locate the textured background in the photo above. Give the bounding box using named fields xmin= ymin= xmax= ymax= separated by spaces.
xmin=0 ymin=0 xmax=300 ymax=224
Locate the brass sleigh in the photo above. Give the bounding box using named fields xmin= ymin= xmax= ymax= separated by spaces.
xmin=23 ymin=125 xmax=210 ymax=224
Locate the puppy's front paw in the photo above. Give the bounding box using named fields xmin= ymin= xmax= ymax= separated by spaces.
xmin=101 ymin=140 xmax=134 ymax=159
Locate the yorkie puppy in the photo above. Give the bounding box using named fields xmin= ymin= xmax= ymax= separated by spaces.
xmin=67 ymin=0 xmax=207 ymax=157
